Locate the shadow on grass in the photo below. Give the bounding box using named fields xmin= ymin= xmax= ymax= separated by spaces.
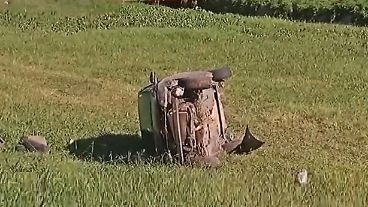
xmin=66 ymin=133 xmax=149 ymax=163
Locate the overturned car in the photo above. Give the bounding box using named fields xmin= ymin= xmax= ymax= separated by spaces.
xmin=138 ymin=67 xmax=264 ymax=166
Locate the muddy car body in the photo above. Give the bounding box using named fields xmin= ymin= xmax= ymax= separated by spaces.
xmin=138 ymin=68 xmax=264 ymax=166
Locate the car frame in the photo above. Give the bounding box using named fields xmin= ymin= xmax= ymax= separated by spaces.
xmin=138 ymin=67 xmax=264 ymax=166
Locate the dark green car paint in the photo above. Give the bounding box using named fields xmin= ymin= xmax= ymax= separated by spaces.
xmin=138 ymin=84 xmax=163 ymax=155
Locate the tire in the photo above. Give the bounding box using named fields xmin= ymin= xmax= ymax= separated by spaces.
xmin=178 ymin=77 xmax=212 ymax=90
xmin=209 ymin=67 xmax=232 ymax=82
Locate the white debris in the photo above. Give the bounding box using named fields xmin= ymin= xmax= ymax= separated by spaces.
xmin=21 ymin=135 xmax=49 ymax=153
xmin=296 ymin=169 xmax=308 ymax=186
xmin=69 ymin=139 xmax=75 ymax=144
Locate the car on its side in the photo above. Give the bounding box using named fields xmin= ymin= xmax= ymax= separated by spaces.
xmin=138 ymin=67 xmax=265 ymax=167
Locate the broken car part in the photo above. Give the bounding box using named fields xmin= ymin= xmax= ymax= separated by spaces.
xmin=17 ymin=135 xmax=49 ymax=153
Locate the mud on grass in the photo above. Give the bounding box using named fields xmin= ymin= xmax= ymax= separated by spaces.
xmin=0 ymin=3 xmax=368 ymax=206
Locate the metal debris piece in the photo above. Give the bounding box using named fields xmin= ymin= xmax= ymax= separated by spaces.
xmin=20 ymin=135 xmax=49 ymax=153
xmin=223 ymin=126 xmax=265 ymax=155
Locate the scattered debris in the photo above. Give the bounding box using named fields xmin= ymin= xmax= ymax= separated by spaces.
xmin=296 ymin=169 xmax=308 ymax=186
xmin=17 ymin=135 xmax=49 ymax=153
xmin=69 ymin=138 xmax=75 ymax=145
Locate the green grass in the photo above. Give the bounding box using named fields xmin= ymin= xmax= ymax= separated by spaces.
xmin=0 ymin=2 xmax=368 ymax=206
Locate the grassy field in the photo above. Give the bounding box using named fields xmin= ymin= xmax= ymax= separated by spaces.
xmin=0 ymin=1 xmax=368 ymax=206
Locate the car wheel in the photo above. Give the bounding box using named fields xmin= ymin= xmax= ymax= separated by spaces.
xmin=177 ymin=76 xmax=212 ymax=90
xmin=209 ymin=67 xmax=232 ymax=82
